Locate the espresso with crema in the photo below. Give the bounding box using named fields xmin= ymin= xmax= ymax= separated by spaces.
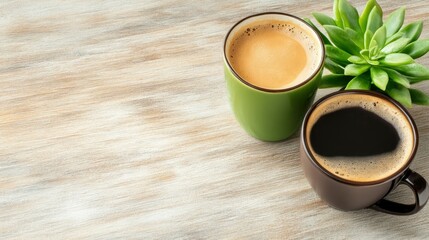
xmin=226 ymin=19 xmax=321 ymax=90
xmin=305 ymin=94 xmax=415 ymax=183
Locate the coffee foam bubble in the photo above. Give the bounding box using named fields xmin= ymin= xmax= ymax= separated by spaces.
xmin=306 ymin=94 xmax=414 ymax=183
xmin=227 ymin=19 xmax=322 ymax=89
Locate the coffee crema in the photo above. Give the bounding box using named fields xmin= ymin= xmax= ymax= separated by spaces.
xmin=226 ymin=19 xmax=321 ymax=90
xmin=305 ymin=94 xmax=415 ymax=183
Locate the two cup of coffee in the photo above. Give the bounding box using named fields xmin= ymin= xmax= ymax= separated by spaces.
xmin=223 ymin=12 xmax=428 ymax=215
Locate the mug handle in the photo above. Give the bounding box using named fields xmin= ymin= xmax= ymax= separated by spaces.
xmin=372 ymin=169 xmax=429 ymax=215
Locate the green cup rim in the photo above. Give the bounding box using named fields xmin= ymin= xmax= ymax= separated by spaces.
xmin=223 ymin=12 xmax=325 ymax=93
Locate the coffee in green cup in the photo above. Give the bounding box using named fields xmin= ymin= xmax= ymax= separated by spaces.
xmin=223 ymin=12 xmax=325 ymax=141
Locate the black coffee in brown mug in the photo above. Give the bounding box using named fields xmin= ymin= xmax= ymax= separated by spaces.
xmin=300 ymin=90 xmax=429 ymax=215
xmin=311 ymin=107 xmax=400 ymax=156
xmin=307 ymin=93 xmax=414 ymax=184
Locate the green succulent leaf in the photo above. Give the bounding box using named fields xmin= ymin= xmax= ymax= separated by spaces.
xmin=364 ymin=29 xmax=374 ymax=49
xmin=370 ymin=67 xmax=389 ymax=90
xmin=386 ymin=31 xmax=405 ymax=44
xmin=304 ymin=18 xmax=332 ymax=45
xmin=324 ymin=25 xmax=361 ymax=55
xmin=369 ymin=40 xmax=379 ymax=54
xmin=371 ymin=25 xmax=386 ymax=49
xmin=380 ymin=53 xmax=414 ymax=66
xmin=399 ymin=21 xmax=423 ymax=42
xmin=408 ymin=76 xmax=429 ymax=84
xmin=386 ymin=83 xmax=412 ymax=107
xmin=383 ymin=68 xmax=410 ymax=88
xmin=369 ymin=46 xmax=380 ymax=58
xmin=312 ymin=12 xmax=336 ymax=26
xmin=345 ymin=64 xmax=370 ymax=76
xmin=409 ymin=88 xmax=429 ymax=105
xmin=401 ymin=39 xmax=429 ymax=59
xmin=345 ymin=75 xmax=371 ymax=90
xmin=360 ymin=0 xmax=382 ymax=31
xmin=393 ymin=63 xmax=429 ymax=78
xmin=360 ymin=49 xmax=370 ymax=59
xmin=385 ymin=7 xmax=405 ymax=38
xmin=338 ymin=0 xmax=361 ymax=32
xmin=325 ymin=58 xmax=345 ymax=74
xmin=367 ymin=59 xmax=380 ymax=65
xmin=360 ymin=49 xmax=381 ymax=65
xmin=367 ymin=6 xmax=383 ymax=34
xmin=319 ymin=74 xmax=352 ymax=88
xmin=348 ymin=55 xmax=366 ymax=64
xmin=325 ymin=45 xmax=351 ymax=65
xmin=370 ymin=52 xmax=385 ymax=61
xmin=333 ymin=0 xmax=343 ymax=27
xmin=345 ymin=28 xmax=364 ymax=48
xmin=360 ymin=49 xmax=380 ymax=65
xmin=380 ymin=38 xmax=411 ymax=54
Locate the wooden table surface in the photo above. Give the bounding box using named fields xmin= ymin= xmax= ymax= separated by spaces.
xmin=1 ymin=0 xmax=429 ymax=239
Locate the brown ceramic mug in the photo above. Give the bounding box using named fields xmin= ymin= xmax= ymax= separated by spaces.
xmin=300 ymin=90 xmax=429 ymax=215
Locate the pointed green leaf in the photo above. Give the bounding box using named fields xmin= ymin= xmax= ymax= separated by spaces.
xmin=371 ymin=25 xmax=386 ymax=49
xmin=401 ymin=39 xmax=429 ymax=59
xmin=409 ymin=88 xmax=429 ymax=105
xmin=380 ymin=53 xmax=414 ymax=66
xmin=324 ymin=58 xmax=344 ymax=74
xmin=386 ymin=31 xmax=405 ymax=44
xmin=399 ymin=21 xmax=423 ymax=42
xmin=360 ymin=49 xmax=370 ymax=59
xmin=345 ymin=28 xmax=364 ymax=48
xmin=380 ymin=38 xmax=411 ymax=54
xmin=319 ymin=74 xmax=352 ymax=88
xmin=393 ymin=63 xmax=429 ymax=78
xmin=370 ymin=67 xmax=389 ymax=90
xmin=369 ymin=39 xmax=379 ymax=53
xmin=360 ymin=49 xmax=381 ymax=65
xmin=364 ymin=29 xmax=374 ymax=49
xmin=367 ymin=59 xmax=380 ymax=65
xmin=339 ymin=0 xmax=361 ymax=32
xmin=324 ymin=25 xmax=361 ymax=55
xmin=325 ymin=45 xmax=351 ymax=65
xmin=408 ymin=77 xmax=429 ymax=84
xmin=408 ymin=76 xmax=429 ymax=83
xmin=360 ymin=0 xmax=382 ymax=31
xmin=361 ymin=51 xmax=380 ymax=65
xmin=312 ymin=12 xmax=336 ymax=26
xmin=348 ymin=56 xmax=366 ymax=64
xmin=369 ymin=46 xmax=379 ymax=58
xmin=333 ymin=0 xmax=343 ymax=27
xmin=385 ymin=7 xmax=405 ymax=38
xmin=386 ymin=83 xmax=412 ymax=107
xmin=344 ymin=64 xmax=370 ymax=76
xmin=345 ymin=75 xmax=371 ymax=90
xmin=304 ymin=18 xmax=332 ymax=45
xmin=383 ymin=68 xmax=410 ymax=88
xmin=367 ymin=6 xmax=383 ymax=34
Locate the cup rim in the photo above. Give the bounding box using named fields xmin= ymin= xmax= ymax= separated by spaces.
xmin=223 ymin=12 xmax=325 ymax=93
xmin=301 ymin=90 xmax=419 ymax=186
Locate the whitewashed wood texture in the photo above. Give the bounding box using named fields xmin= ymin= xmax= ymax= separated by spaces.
xmin=1 ymin=0 xmax=428 ymax=239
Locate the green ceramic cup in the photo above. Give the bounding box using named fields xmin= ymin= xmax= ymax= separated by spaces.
xmin=223 ymin=12 xmax=325 ymax=141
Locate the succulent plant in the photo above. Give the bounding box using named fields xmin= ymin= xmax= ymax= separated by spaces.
xmin=306 ymin=0 xmax=429 ymax=107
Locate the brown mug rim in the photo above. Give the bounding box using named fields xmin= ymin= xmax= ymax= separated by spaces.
xmin=301 ymin=90 xmax=419 ymax=186
xmin=223 ymin=12 xmax=325 ymax=93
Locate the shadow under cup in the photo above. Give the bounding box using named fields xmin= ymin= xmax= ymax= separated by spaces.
xmin=223 ymin=12 xmax=325 ymax=141
xmin=300 ymin=90 xmax=429 ymax=215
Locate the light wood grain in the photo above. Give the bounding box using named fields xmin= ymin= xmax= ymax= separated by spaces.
xmin=0 ymin=0 xmax=428 ymax=239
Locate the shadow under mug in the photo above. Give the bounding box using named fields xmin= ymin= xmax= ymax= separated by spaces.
xmin=300 ymin=90 xmax=429 ymax=215
xmin=223 ymin=12 xmax=325 ymax=141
